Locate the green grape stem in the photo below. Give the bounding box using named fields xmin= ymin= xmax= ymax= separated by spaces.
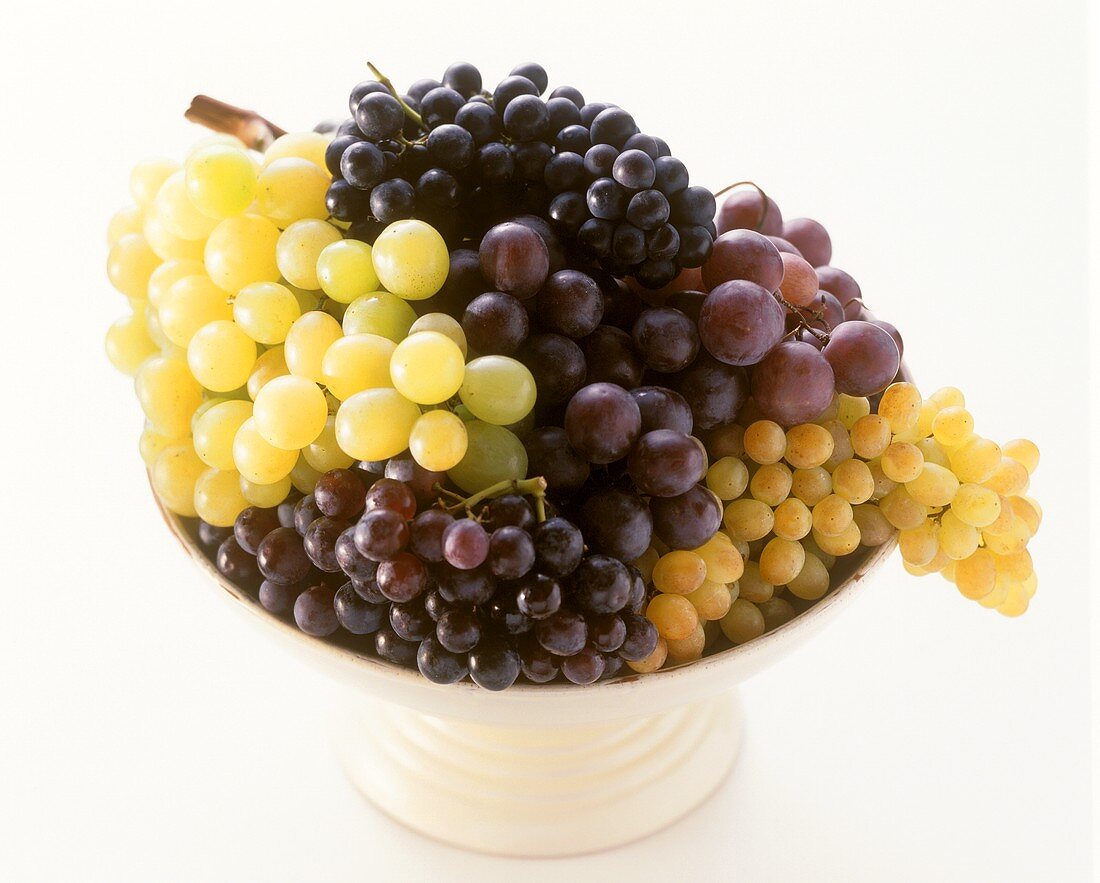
xmin=367 ymin=61 xmax=426 ymax=132
xmin=435 ymin=476 xmax=549 ymax=522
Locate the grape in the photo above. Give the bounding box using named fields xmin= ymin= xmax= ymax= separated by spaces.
xmin=232 ymin=418 xmax=298 ymax=486
xmin=442 ymin=519 xmax=490 ymax=570
xmin=535 ymin=609 xmax=588 ymax=656
xmin=630 ymin=386 xmax=694 ymax=434
xmin=257 ymin=527 xmax=313 ymax=586
xmin=468 ymin=640 xmax=521 ymax=691
xmin=582 ymin=325 xmax=644 ymax=387
xmin=354 ymin=92 xmax=404 ymax=140
xmin=342 ymin=292 xmax=417 ymax=342
xmin=216 ymin=535 xmax=262 ymax=586
xmin=627 ymin=430 xmax=706 ymax=497
xmin=613 ymin=150 xmax=656 ymax=189
xmin=364 ymin=478 xmax=417 ymax=520
xmin=479 ymin=222 xmax=549 ymax=299
xmin=515 ymin=573 xmax=563 ymax=619
xmin=574 ymin=556 xmax=632 ymax=614
xmin=448 ymin=421 xmax=527 ymax=493
xmin=335 ymin=528 xmax=378 ymax=583
xmin=459 ymin=356 xmax=537 ymax=425
xmin=303 ymin=516 xmax=346 ymax=572
xmin=481 ymin=495 xmax=536 ymax=531
xmin=564 ymin=382 xmax=641 ymax=464
xmin=518 ymin=635 xmax=560 ymax=683
xmin=390 ymin=331 xmax=465 ymax=405
xmin=188 ymin=320 xmax=256 ymax=392
xmin=561 ymin=647 xmax=606 ymax=685
xmin=335 ymin=389 xmax=421 ymax=462
xmin=416 ymin=638 xmax=469 ymax=685
xmin=408 ymin=509 xmax=454 ymax=562
xmin=536 ymin=270 xmax=604 ymax=338
xmin=716 ymin=188 xmax=783 ymax=236
xmin=461 ymin=292 xmax=529 ymax=355
xmin=371 ymin=220 xmax=449 ymax=301
xmin=674 ymin=356 xmax=750 ymax=431
xmin=626 ymin=190 xmax=670 ymax=231
xmin=869 ymin=319 xmax=904 ymax=360
xmin=815 ymin=266 xmax=862 ymax=313
xmin=584 ymin=144 xmax=618 ymax=178
xmin=650 ymin=484 xmax=722 ymax=550
xmin=587 ymin=178 xmax=629 ymax=220
xmin=292 ymin=495 xmax=323 ymax=535
xmin=518 ymin=333 xmax=587 ymax=405
xmin=619 ymin=613 xmax=659 ymax=662
xmin=312 ymin=468 xmax=363 ymax=520
xmin=488 ymin=526 xmax=536 ymax=579
xmin=591 ymin=107 xmax=638 ymax=148
xmin=632 ymin=307 xmax=700 ymax=373
xmin=778 ymin=252 xmax=820 ymax=307
xmin=751 ymin=341 xmax=836 ymax=426
xmin=320 ymin=333 xmax=395 ymax=402
xmin=292 ymin=585 xmax=338 ymax=637
xmin=409 ymin=410 xmax=468 ymax=472
xmin=253 ymin=375 xmax=327 ymax=451
xmin=232 ymin=506 xmax=280 ymax=556
xmin=782 ymin=218 xmax=832 ymax=267
xmin=354 ymin=508 xmax=409 ymax=561
xmin=256 ymin=160 xmax=330 ymax=228
xmin=822 ymin=321 xmax=901 ymax=396
xmin=532 ymin=518 xmax=585 ymax=576
xmin=258 ymin=580 xmax=300 ymax=617
xmin=524 ymin=426 xmax=591 ymax=497
xmin=198 ymin=522 xmax=232 ymax=552
xmin=375 ymin=626 xmax=419 ymax=666
xmin=375 ymin=552 xmax=429 ymax=602
xmin=698 ymin=280 xmax=786 ymax=366
xmin=276 ymin=220 xmax=342 ymax=289
xmin=436 ymin=607 xmax=482 ymax=653
xmin=578 ymin=488 xmax=653 ymax=561
xmin=389 ymin=598 xmax=434 ymax=641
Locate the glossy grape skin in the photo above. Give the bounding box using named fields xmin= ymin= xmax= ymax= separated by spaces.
xmin=468 ymin=640 xmax=522 ymax=691
xmin=536 ymin=270 xmax=604 ymax=338
xmin=488 ymin=526 xmax=536 ymax=579
xmin=462 ymin=292 xmax=529 ymax=355
xmin=479 ymin=222 xmax=550 ymax=299
xmin=532 ymin=518 xmax=585 ymax=577
xmin=815 ymin=266 xmax=862 ymax=311
xmin=259 ymin=580 xmax=300 ymax=617
xmin=364 ymin=478 xmax=417 ymax=521
xmin=442 ymin=519 xmax=490 ymax=570
xmin=630 ymin=386 xmax=694 ymax=434
xmin=353 ymin=508 xmax=409 ymax=561
xmin=293 ymin=585 xmax=339 ymax=637
xmin=631 ymin=307 xmax=700 ymax=373
xmin=436 ymin=607 xmax=482 ymax=653
xmin=334 ymin=582 xmax=387 ymax=634
xmin=216 ymin=536 xmax=262 ymax=586
xmin=390 ymin=598 xmax=435 ymax=642
xmin=822 ymin=321 xmax=901 ymax=396
xmin=869 ymin=319 xmax=905 ymax=360
xmin=782 ymin=218 xmax=832 ymax=267
xmin=292 ymin=495 xmax=323 ymax=536
xmin=519 ymin=635 xmax=560 ymax=683
xmin=751 ymin=340 xmax=837 ymax=426
xmin=578 ymin=488 xmax=654 ymax=561
xmin=650 ymin=484 xmax=723 ymax=550
xmin=417 ymin=638 xmax=469 ymax=684
xmin=573 ymin=556 xmax=633 ymax=615
xmin=375 ymin=626 xmax=420 ymax=667
xmin=408 ymin=509 xmax=454 ymax=563
xmin=515 ymin=573 xmax=564 ymax=619
xmin=374 ymin=552 xmax=428 ymax=603
xmin=698 ymin=280 xmax=787 ymax=366
xmin=627 ymin=430 xmax=706 ymax=497
xmin=536 ymin=609 xmax=588 ymax=656
xmin=560 ymin=646 xmax=607 ymax=685
xmin=716 ymin=188 xmax=783 ymax=236
xmin=383 ymin=457 xmax=446 ymax=507
xmin=335 ymin=528 xmax=378 ymax=582
xmin=675 ymin=355 xmax=750 ymax=430
xmin=355 ymin=92 xmax=405 ymax=140
xmin=256 ymin=527 xmax=313 ymax=586
xmin=313 ymin=468 xmax=365 ymax=520
xmin=437 ymin=566 xmax=496 ymax=606
xmin=564 ymin=382 xmax=642 ymax=464
xmin=233 ymin=506 xmax=280 ymax=555
xmin=582 ymin=325 xmax=644 ymax=387
xmin=589 ymin=614 xmax=627 ymax=654
xmin=303 ymin=516 xmax=347 ymax=573
xmin=518 ymin=333 xmax=587 ymax=405
xmin=524 ymin=426 xmax=591 ymax=498
xmin=481 ymin=495 xmax=536 ymax=532
xmin=618 ymin=613 xmax=660 ymax=661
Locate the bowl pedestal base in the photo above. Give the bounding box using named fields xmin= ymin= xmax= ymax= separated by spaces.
xmin=333 ymin=688 xmax=743 ymax=857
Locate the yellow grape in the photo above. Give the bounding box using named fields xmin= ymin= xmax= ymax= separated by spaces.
xmin=275 ymin=219 xmax=342 ymax=289
xmin=138 ymin=425 xmax=180 ymax=467
xmin=983 ymin=457 xmax=1029 ymax=497
xmin=143 ymin=212 xmax=205 ymax=262
xmin=898 ymin=519 xmax=938 ymax=566
xmin=852 ymin=504 xmax=894 ymax=547
xmin=204 ymin=214 xmax=281 ymax=293
xmin=447 ymin=421 xmax=527 ymax=494
xmin=951 ymin=483 xmax=1002 ymax=528
xmin=720 ymin=598 xmax=766 ymax=644
xmin=232 ymin=417 xmax=298 ymax=484
xmin=905 ymin=462 xmax=960 ymax=507
xmin=130 ymin=157 xmax=180 ymax=208
xmin=916 ymin=437 xmax=950 ymax=468
xmin=303 ymin=416 xmax=355 ymax=473
xmin=135 ymin=354 xmax=203 ymax=437
xmin=646 ymin=593 xmax=699 ymax=640
xmin=240 ymin=474 xmax=292 ymax=508
xmin=850 ymin=414 xmax=891 ymax=459
xmin=285 ymin=311 xmax=343 ymax=384
xmin=317 ymin=239 xmax=380 ymax=304
xmin=187 ymin=320 xmax=256 ymax=392
xmin=1007 ymin=496 xmax=1041 ymax=535
xmin=193 ymin=468 xmax=249 ymax=527
xmin=147 ymin=259 xmax=204 ymax=308
xmin=722 ymin=498 xmax=774 ymax=542
xmin=247 ymin=346 xmax=289 ymax=400
xmin=632 ymin=547 xmax=660 ymax=582
xmin=335 ymin=388 xmax=421 ymax=461
xmin=737 ymin=560 xmax=774 ymax=603
xmin=790 ymin=466 xmax=833 ymax=507
xmin=342 ymin=291 xmax=418 ymax=341
xmin=151 ymin=441 xmax=206 ymax=517
xmin=152 ymin=170 xmax=218 ymax=241
xmin=976 ymin=576 xmax=1010 ymax=609
xmin=931 ymin=406 xmax=974 ymax=447
xmin=784 ymin=423 xmax=834 ymax=469
xmin=881 ymin=442 xmax=924 ymax=483
xmin=929 ymin=386 xmax=965 ymax=409
xmin=743 ymin=419 xmax=786 ymax=464
xmin=186 ymin=133 xmax=246 ymax=159
xmin=409 ymin=313 xmax=468 ymax=357
xmin=877 ymin=382 xmax=922 ymax=433
xmin=772 ymin=497 xmax=812 ymax=541
xmin=233 ymin=281 xmax=301 ymax=345
xmin=982 ymin=518 xmax=1030 ymax=555
xmin=666 ymin=623 xmax=707 ymax=662
xmin=107 ymin=205 xmax=145 ymax=247
xmin=787 ymin=552 xmax=830 ymax=601
xmin=948 ymin=437 xmax=1002 ymax=483
xmin=1003 ymin=438 xmax=1040 ymax=474
xmin=158 ymin=275 xmax=231 ymax=347
xmin=262 ymin=131 xmax=330 ymax=171
xmin=253 ymin=375 xmax=328 ymax=450
xmin=812 ymin=521 xmax=861 ymax=556
xmin=626 ymin=637 xmax=668 ymax=674
xmin=996 ymin=583 xmax=1029 ymax=618
xmin=193 ymin=400 xmax=253 ymax=470
xmin=937 ymin=510 xmax=980 ymax=560
xmin=749 ymin=462 xmax=792 ymax=507
xmin=371 ymin=219 xmax=450 ymax=300
xmin=811 ymin=494 xmax=853 ymax=537
xmin=694 ymin=534 xmax=744 ymax=584
xmin=878 ymin=485 xmax=927 ymax=530
xmin=391 ymin=331 xmax=466 ymax=405
xmin=685 ymin=581 xmax=732 ymax=621
xmin=819 ymin=419 xmax=854 ymax=471
xmin=758 ymin=537 xmax=806 ymax=585
xmin=830 ymin=458 xmax=874 ymax=504
xmin=955 ymin=548 xmax=997 ymax=599
xmin=409 ymin=410 xmax=469 ymax=472
xmin=835 ymin=394 xmax=871 ymax=429
xmin=801 ymin=535 xmax=836 ymax=569
xmin=458 ymin=355 xmax=537 ymax=426
xmin=256 ymin=158 xmax=330 ymax=228
xmin=290 ymin=454 xmax=323 ymax=494
xmin=107 ymin=233 xmax=160 ymax=300
xmin=321 ymin=333 xmax=395 ymax=401
xmin=185 ymin=145 xmax=257 ymax=219
xmin=994 ymin=548 xmax=1033 ymax=582
xmin=706 ymin=456 xmax=749 ymax=500
xmin=652 ymin=550 xmax=708 ymax=595
xmin=105 ymin=311 xmax=158 ymax=375
xmin=867 ymin=459 xmax=897 ymax=500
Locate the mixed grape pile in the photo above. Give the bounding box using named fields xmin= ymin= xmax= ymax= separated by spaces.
xmin=103 ymin=61 xmax=1043 ymax=690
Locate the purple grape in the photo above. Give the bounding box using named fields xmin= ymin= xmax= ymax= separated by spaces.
xmin=256 ymin=527 xmax=313 ymax=586
xmin=532 ymin=518 xmax=585 ymax=576
xmin=782 ymin=217 xmax=832 ymax=267
xmin=524 ymin=426 xmax=591 ymax=498
xmin=536 ymin=609 xmax=588 ymax=656
xmin=518 ymin=333 xmax=587 ymax=405
xmin=716 ymin=189 xmax=783 ymax=237
xmin=461 ymin=291 xmax=530 ymax=356
xmin=408 ymin=509 xmax=454 ymax=563
xmin=334 ymin=582 xmax=386 ymax=634
xmin=631 ymin=307 xmax=700 ymax=373
xmin=627 ymin=430 xmax=706 ymax=497
xmin=437 ymin=565 xmax=496 ymax=605
xmin=702 ymin=229 xmax=784 ymax=291
xmin=313 ymin=469 xmax=365 ymax=520
xmin=335 ymin=527 xmax=378 ymax=582
xmin=815 ymin=266 xmax=862 ymax=311
xmin=375 ymin=552 xmax=428 ymax=602
xmin=619 ymin=613 xmax=659 ymax=661
xmin=383 ymin=454 xmax=447 ymax=506
xmin=363 ymin=478 xmax=417 ymax=520
xmin=630 ymin=386 xmax=694 ymax=435
xmin=488 ymin=526 xmax=536 ymax=579
xmin=518 ymin=634 xmax=560 ymax=683
xmin=869 ymin=319 xmax=904 ymax=360
xmin=302 ymin=516 xmax=346 ymax=573
xmin=577 ymin=488 xmax=653 ymax=562
xmin=822 ymin=320 xmax=901 ymax=396
xmin=233 ymin=506 xmax=280 ymax=555
xmin=649 ymin=484 xmax=722 ymax=550
xmin=259 ymin=580 xmax=300 ymax=617
xmin=198 ymin=521 xmax=231 ymax=551
xmin=293 ymin=585 xmax=338 ymax=637
xmin=436 ymin=606 xmax=482 ymax=653
xmin=536 ymin=270 xmax=604 ymax=338
xmin=698 ymin=280 xmax=786 ymax=366
xmin=353 ymin=508 xmax=409 ymax=561
xmin=481 ymin=494 xmax=535 ymax=531
xmin=515 ymin=573 xmax=563 ymax=619
xmin=442 ymin=519 xmax=490 ymax=570
xmin=564 ymin=382 xmax=641 ymax=464
xmin=561 ymin=646 xmax=606 ymax=685
xmin=292 ymin=495 xmax=323 ymax=536
xmin=375 ymin=626 xmax=419 ymax=667
xmin=751 ymin=340 xmax=837 ymax=425
xmin=590 ymin=614 xmax=627 ymax=653
xmin=582 ymin=325 xmax=644 ymax=387
xmin=468 ymin=640 xmax=522 ymax=691
xmin=573 ymin=556 xmax=633 ymax=614
xmin=479 ymin=222 xmax=549 ymax=299
xmin=417 ymin=637 xmax=469 ymax=685
xmin=389 ymin=598 xmax=434 ymax=641
xmin=675 ymin=355 xmax=750 ymax=430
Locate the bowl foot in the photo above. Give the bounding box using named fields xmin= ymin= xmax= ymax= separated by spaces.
xmin=333 ymin=688 xmax=743 ymax=857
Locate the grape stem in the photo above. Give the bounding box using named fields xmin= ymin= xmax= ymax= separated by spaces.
xmin=367 ymin=61 xmax=426 ymax=132
xmin=773 ymin=291 xmax=831 ymax=344
xmin=184 ymin=95 xmax=286 ymax=150
xmin=435 ymin=477 xmax=549 ymax=521
xmin=713 ymin=180 xmax=774 ymax=233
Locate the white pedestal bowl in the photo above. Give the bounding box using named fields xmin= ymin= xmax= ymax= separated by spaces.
xmin=162 ymin=505 xmax=895 ymax=857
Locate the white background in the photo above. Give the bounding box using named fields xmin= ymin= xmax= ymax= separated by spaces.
xmin=1 ymin=1 xmax=1094 ymax=880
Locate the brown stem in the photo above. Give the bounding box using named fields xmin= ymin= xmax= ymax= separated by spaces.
xmin=184 ymin=95 xmax=287 ymax=150
xmin=712 ymin=180 xmax=773 ymax=233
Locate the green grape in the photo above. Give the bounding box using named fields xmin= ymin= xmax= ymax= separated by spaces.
xmin=284 ymin=311 xmax=343 ymax=383
xmin=289 ymin=453 xmax=323 ymax=494
xmin=262 ymin=131 xmax=330 ymax=171
xmin=135 ymin=354 xmax=203 ymax=438
xmin=317 ymin=239 xmax=379 ymax=304
xmin=185 ymin=145 xmax=257 ymax=219
xmin=705 ymin=456 xmax=749 ymax=500
xmin=151 ymin=440 xmax=206 ymax=517
xmin=446 ymin=421 xmax=527 ymax=494
xmin=458 ymin=356 xmax=536 ymax=425
xmin=275 ymin=219 xmax=342 ymax=289
xmin=105 ymin=311 xmax=158 ymax=375
xmin=193 ymin=399 xmax=253 ymax=470
xmin=342 ymin=291 xmax=417 ymax=342
xmin=335 ymin=388 xmax=421 ymax=461
xmin=371 ymin=219 xmax=449 ymax=300
xmin=187 ymin=320 xmax=256 ymax=392
xmin=204 ymin=213 xmax=281 ymax=293
xmin=129 ymin=157 xmax=179 ymax=208
xmin=390 ymin=331 xmax=466 ymax=405
xmin=256 ymin=158 xmax=329 ymax=228
xmin=158 ymin=274 xmax=233 ymax=348
xmin=253 ymin=375 xmax=328 ymax=451
xmin=409 ymin=313 xmax=468 ymax=357
xmin=107 ymin=205 xmax=145 ymax=247
xmin=106 ymin=233 xmax=160 ymax=300
xmin=303 ymin=416 xmax=354 ymax=472
xmin=147 ymin=258 xmax=205 ymax=308
xmin=143 ymin=211 xmax=205 ymax=263
xmin=232 ymin=281 xmax=301 ymax=345
xmin=232 ymin=417 xmax=298 ymax=484
xmin=247 ymin=346 xmax=289 ymax=400
xmin=320 ymin=333 xmax=395 ymax=401
xmin=240 ymin=474 xmax=292 ymax=509
xmin=152 ymin=170 xmax=218 ymax=241
xmin=139 ymin=425 xmax=181 ymax=467
xmin=409 ymin=410 xmax=469 ymax=472
xmin=193 ymin=468 xmax=249 ymax=527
